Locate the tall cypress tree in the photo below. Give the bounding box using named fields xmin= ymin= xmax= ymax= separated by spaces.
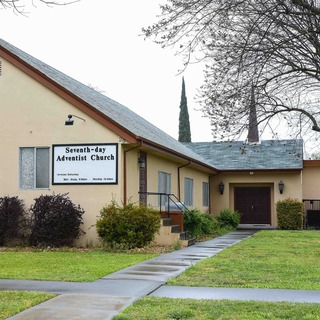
xmin=178 ymin=77 xmax=191 ymax=142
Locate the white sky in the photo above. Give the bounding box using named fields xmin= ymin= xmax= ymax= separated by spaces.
xmin=0 ymin=0 xmax=213 ymax=142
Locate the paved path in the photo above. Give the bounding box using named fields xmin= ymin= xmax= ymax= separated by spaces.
xmin=1 ymin=231 xmax=319 ymax=319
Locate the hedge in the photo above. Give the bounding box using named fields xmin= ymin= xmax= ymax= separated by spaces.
xmin=276 ymin=198 xmax=303 ymax=230
xmin=96 ymin=202 xmax=161 ymax=249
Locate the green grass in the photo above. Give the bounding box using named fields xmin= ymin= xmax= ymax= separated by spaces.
xmin=168 ymin=230 xmax=320 ymax=289
xmin=114 ymin=297 xmax=320 ymax=320
xmin=0 ymin=291 xmax=55 ymax=320
xmin=0 ymin=250 xmax=157 ymax=282
xmin=3 ymin=231 xmax=320 ymax=319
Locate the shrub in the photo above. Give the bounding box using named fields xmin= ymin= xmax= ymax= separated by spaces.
xmin=217 ymin=208 xmax=241 ymax=228
xmin=96 ymin=201 xmax=161 ymax=249
xmin=276 ymin=198 xmax=303 ymax=230
xmin=0 ymin=196 xmax=26 ymax=245
xmin=184 ymin=209 xmax=219 ymax=237
xmin=29 ymin=193 xmax=85 ymax=247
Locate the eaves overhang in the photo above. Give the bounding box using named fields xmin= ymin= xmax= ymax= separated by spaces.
xmin=0 ymin=45 xmax=139 ymax=144
xmin=303 ymin=160 xmax=320 ymax=167
xmin=219 ymin=168 xmax=303 ymax=174
xmin=135 ymin=136 xmax=219 ymax=174
xmin=0 ymin=44 xmax=219 ymax=172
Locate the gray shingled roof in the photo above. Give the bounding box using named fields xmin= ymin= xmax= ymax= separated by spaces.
xmin=0 ymin=38 xmax=212 ymax=167
xmin=1 ymin=39 xmax=305 ymax=172
xmin=183 ymin=140 xmax=304 ymax=170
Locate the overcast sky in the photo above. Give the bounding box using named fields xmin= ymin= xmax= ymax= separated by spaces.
xmin=0 ymin=0 xmax=213 ymax=142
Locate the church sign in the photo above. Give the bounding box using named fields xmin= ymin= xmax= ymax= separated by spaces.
xmin=52 ymin=143 xmax=118 ymax=184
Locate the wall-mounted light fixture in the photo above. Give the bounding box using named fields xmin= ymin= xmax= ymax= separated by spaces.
xmin=138 ymin=157 xmax=146 ymax=169
xmin=219 ymin=181 xmax=224 ymax=195
xmin=278 ymin=180 xmax=284 ymax=194
xmin=65 ymin=114 xmax=85 ymax=126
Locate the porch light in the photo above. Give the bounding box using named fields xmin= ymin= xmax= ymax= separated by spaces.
xmin=219 ymin=181 xmax=224 ymax=195
xmin=138 ymin=157 xmax=146 ymax=168
xmin=278 ymin=180 xmax=284 ymax=194
xmin=65 ymin=114 xmax=85 ymax=125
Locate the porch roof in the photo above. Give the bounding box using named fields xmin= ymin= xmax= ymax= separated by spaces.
xmin=184 ymin=140 xmax=304 ymax=171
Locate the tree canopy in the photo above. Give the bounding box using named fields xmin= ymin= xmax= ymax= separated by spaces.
xmin=143 ymin=0 xmax=320 ymax=145
xmin=1 ymin=0 xmax=79 ymax=14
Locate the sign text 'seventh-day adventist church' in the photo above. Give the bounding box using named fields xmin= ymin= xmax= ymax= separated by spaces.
xmin=52 ymin=144 xmax=118 ymax=184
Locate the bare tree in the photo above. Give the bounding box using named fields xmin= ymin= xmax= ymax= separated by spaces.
xmin=143 ymin=0 xmax=320 ymax=142
xmin=1 ymin=0 xmax=79 ymax=15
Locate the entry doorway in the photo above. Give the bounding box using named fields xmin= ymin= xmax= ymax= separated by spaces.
xmin=234 ymin=187 xmax=271 ymax=224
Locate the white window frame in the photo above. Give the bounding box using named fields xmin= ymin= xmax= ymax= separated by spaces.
xmin=184 ymin=177 xmax=193 ymax=207
xmin=19 ymin=147 xmax=50 ymax=189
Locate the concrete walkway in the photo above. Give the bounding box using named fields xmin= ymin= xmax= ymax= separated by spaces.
xmin=1 ymin=231 xmax=319 ymax=319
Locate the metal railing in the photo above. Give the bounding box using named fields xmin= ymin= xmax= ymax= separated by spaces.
xmin=303 ymin=199 xmax=320 ymax=229
xmin=138 ymin=191 xmax=190 ymax=217
xmin=139 ymin=192 xmax=191 ymax=240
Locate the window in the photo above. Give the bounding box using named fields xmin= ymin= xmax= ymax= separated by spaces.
xmin=184 ymin=178 xmax=193 ymax=206
xmin=158 ymin=171 xmax=171 ymax=207
xmin=203 ymin=182 xmax=209 ymax=207
xmin=20 ymin=147 xmax=50 ymax=189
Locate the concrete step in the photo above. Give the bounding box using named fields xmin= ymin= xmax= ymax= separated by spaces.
xmin=171 ymin=225 xmax=181 ymax=233
xmin=162 ymin=218 xmax=172 ymax=226
xmin=180 ymin=231 xmax=196 ymax=247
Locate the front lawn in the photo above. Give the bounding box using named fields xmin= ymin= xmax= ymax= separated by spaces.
xmin=0 ymin=250 xmax=157 ymax=282
xmin=115 ymin=231 xmax=320 ymax=319
xmin=114 ymin=297 xmax=320 ymax=320
xmin=168 ymin=230 xmax=320 ymax=289
xmin=0 ymin=291 xmax=55 ymax=320
xmin=3 ymin=231 xmax=320 ymax=319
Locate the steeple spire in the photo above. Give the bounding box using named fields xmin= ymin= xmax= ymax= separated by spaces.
xmin=247 ymin=84 xmax=259 ymax=144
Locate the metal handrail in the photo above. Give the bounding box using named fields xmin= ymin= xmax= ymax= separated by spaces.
xmin=138 ymin=191 xmax=190 ymax=215
xmin=139 ymin=191 xmax=190 ymax=240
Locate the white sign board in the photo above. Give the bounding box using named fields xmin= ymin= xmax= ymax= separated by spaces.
xmin=52 ymin=144 xmax=118 ymax=184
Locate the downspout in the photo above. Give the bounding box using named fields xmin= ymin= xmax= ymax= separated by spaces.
xmin=177 ymin=161 xmax=192 ymax=200
xmin=208 ymin=174 xmax=216 ymax=214
xmin=123 ymin=144 xmax=141 ymax=205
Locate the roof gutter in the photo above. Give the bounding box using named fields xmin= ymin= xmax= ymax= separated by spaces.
xmin=219 ymin=168 xmax=303 ymax=173
xmin=136 ymin=137 xmax=218 ymax=174
xmin=123 ymin=143 xmax=142 ymax=205
xmin=177 ymin=161 xmax=192 ymax=200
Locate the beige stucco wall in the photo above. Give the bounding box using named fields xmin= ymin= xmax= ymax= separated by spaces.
xmin=210 ymin=171 xmax=302 ymax=226
xmin=1 ymin=56 xmax=213 ymax=246
xmin=142 ymin=153 xmax=211 ymax=212
xmin=124 ymin=148 xmax=140 ymax=204
xmin=302 ymin=164 xmax=320 ymax=200
xmin=179 ymin=165 xmax=210 ymax=212
xmin=1 ymin=56 xmax=126 ymax=246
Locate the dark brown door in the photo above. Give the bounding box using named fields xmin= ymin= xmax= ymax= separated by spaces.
xmin=234 ymin=187 xmax=271 ymax=224
xmin=139 ymin=151 xmax=147 ymax=205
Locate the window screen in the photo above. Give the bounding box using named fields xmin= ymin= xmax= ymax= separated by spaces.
xmin=202 ymin=182 xmax=209 ymax=207
xmin=158 ymin=171 xmax=171 ymax=207
xmin=20 ymin=147 xmax=50 ymax=189
xmin=184 ymin=178 xmax=193 ymax=206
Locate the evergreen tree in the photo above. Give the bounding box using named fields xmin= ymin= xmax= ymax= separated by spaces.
xmin=178 ymin=77 xmax=191 ymax=142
